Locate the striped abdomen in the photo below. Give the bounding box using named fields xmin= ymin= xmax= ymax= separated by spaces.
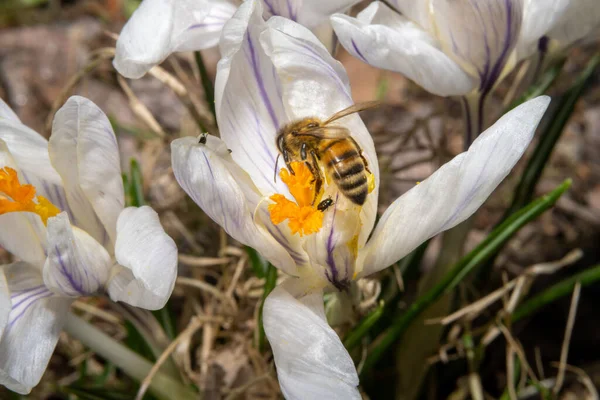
xmin=320 ymin=139 xmax=368 ymax=205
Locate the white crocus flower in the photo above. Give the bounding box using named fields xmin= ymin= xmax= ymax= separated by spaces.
xmin=114 ymin=0 xmax=361 ymax=79
xmin=331 ymin=0 xmax=523 ymax=98
xmin=171 ymin=1 xmax=549 ymax=397
xmin=332 ymin=0 xmax=599 ymax=99
xmin=0 ymin=96 xmax=177 ymax=394
xmin=331 ymin=0 xmax=525 ymax=145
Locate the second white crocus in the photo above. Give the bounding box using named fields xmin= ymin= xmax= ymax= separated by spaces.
xmin=332 ymin=0 xmax=525 ymax=145
xmin=332 ymin=0 xmax=523 ymax=98
xmin=0 ymin=96 xmax=177 ymax=394
xmin=332 ymin=0 xmax=600 ymax=96
xmin=171 ymin=1 xmax=550 ymax=397
xmin=113 ymin=0 xmax=361 ymax=78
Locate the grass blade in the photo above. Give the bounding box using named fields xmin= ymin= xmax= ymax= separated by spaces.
xmin=512 ymin=264 xmax=600 ymax=322
xmin=194 ymin=51 xmax=216 ymax=122
xmin=129 ymin=158 xmax=146 ymax=207
xmin=360 ymin=179 xmax=571 ymax=376
xmin=344 ymin=301 xmax=385 ymax=351
xmin=257 ymin=264 xmax=278 ymax=351
xmin=246 ymin=246 xmax=269 ymax=278
xmin=507 ymin=59 xmax=566 ymax=111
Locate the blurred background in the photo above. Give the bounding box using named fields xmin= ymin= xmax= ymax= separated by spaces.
xmin=1 ymin=0 xmax=600 ymax=399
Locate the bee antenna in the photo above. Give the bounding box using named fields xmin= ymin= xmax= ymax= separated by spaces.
xmin=273 ymin=154 xmax=280 ymax=183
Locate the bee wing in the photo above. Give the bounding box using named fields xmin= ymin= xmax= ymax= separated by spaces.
xmin=322 ymin=101 xmax=380 ymax=125
xmin=299 ymin=125 xmax=351 ymax=139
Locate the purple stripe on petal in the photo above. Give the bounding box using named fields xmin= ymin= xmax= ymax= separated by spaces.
xmin=351 ymin=39 xmax=368 ymax=63
xmin=323 ymin=194 xmax=351 ymax=291
xmin=56 ymin=245 xmax=85 ymax=295
xmin=476 ymin=0 xmax=519 ymax=95
xmin=9 ymin=284 xmax=45 ymax=298
xmin=188 ymin=22 xmax=227 ymax=30
xmin=326 ymin=199 xmax=339 ymax=282
xmin=10 ymin=286 xmax=48 ymax=308
xmin=295 ymin=41 xmax=352 ymax=102
xmin=8 ymin=292 xmax=53 ymax=330
xmin=246 ymin=34 xmax=280 ymax=129
xmin=286 ymin=0 xmax=297 ymax=22
xmin=263 ymin=0 xmax=276 ymax=16
xmin=257 ymin=205 xmax=307 ymax=266
xmin=264 ymin=223 xmax=306 ymax=266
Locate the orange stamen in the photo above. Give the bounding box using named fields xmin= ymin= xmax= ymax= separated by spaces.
xmin=0 ymin=167 xmax=60 ymax=225
xmin=268 ymin=162 xmax=325 ymax=236
xmin=279 ymin=161 xmax=317 ymax=207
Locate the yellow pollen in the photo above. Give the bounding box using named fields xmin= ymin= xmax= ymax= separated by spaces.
xmin=0 ymin=167 xmax=60 ymax=225
xmin=367 ymin=172 xmax=376 ymax=194
xmin=268 ymin=162 xmax=324 ymax=236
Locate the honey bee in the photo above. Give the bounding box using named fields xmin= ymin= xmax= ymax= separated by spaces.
xmin=275 ymin=101 xmax=378 ymax=206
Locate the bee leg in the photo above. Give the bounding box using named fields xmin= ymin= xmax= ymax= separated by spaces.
xmin=361 ymin=154 xmax=372 ymax=174
xmin=283 ymin=148 xmax=295 ymax=175
xmin=308 ymin=151 xmax=323 ymax=205
xmin=312 ymin=174 xmax=323 ymax=205
xmin=300 ymin=143 xmax=307 ymax=160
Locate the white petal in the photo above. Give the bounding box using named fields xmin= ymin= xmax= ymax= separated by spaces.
xmin=547 ymin=0 xmax=600 ymax=48
xmin=262 ymin=0 xmax=360 ymax=29
xmin=331 ymin=3 xmax=476 ymax=97
xmin=54 ymin=96 xmax=124 ymax=245
xmin=0 ymin=270 xmax=8 ymax=339
xmin=264 ymin=279 xmax=360 ymax=399
xmin=430 ymin=0 xmax=523 ymax=92
xmin=43 ymin=212 xmax=111 ymax=296
xmin=0 ymin=262 xmax=72 ymax=394
xmin=387 ymin=0 xmax=432 ymax=30
xmin=262 ymin=0 xmax=301 ymax=23
xmin=0 ymin=140 xmax=46 ymax=265
xmin=0 ymin=213 xmax=46 ymax=267
xmin=0 ymin=98 xmax=20 ymax=122
xmin=516 ymin=0 xmax=570 ymax=60
xmin=254 ymin=198 xmax=310 ymax=269
xmin=50 ymin=97 xmax=114 ymax=247
xmin=0 ymin=116 xmax=63 ymax=189
xmin=216 ymin=0 xmax=289 ymax=196
xmin=114 ymin=0 xmax=237 ymax=78
xmin=359 ymin=96 xmax=551 ymax=276
xmin=305 ymin=193 xmax=361 ymax=289
xmin=262 ymin=16 xmax=380 ymax=242
xmin=109 ymin=206 xmax=177 ymax=309
xmin=171 ymin=136 xmax=299 ymax=276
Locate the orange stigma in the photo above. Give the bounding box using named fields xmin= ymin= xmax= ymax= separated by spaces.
xmin=268 ymin=162 xmax=324 ymax=236
xmin=0 ymin=167 xmax=60 ymax=225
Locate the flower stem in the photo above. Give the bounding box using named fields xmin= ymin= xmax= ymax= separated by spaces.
xmin=460 ymin=92 xmax=486 ymax=150
xmin=64 ymin=313 xmax=197 ymax=400
xmin=194 ymin=51 xmax=216 ymax=122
